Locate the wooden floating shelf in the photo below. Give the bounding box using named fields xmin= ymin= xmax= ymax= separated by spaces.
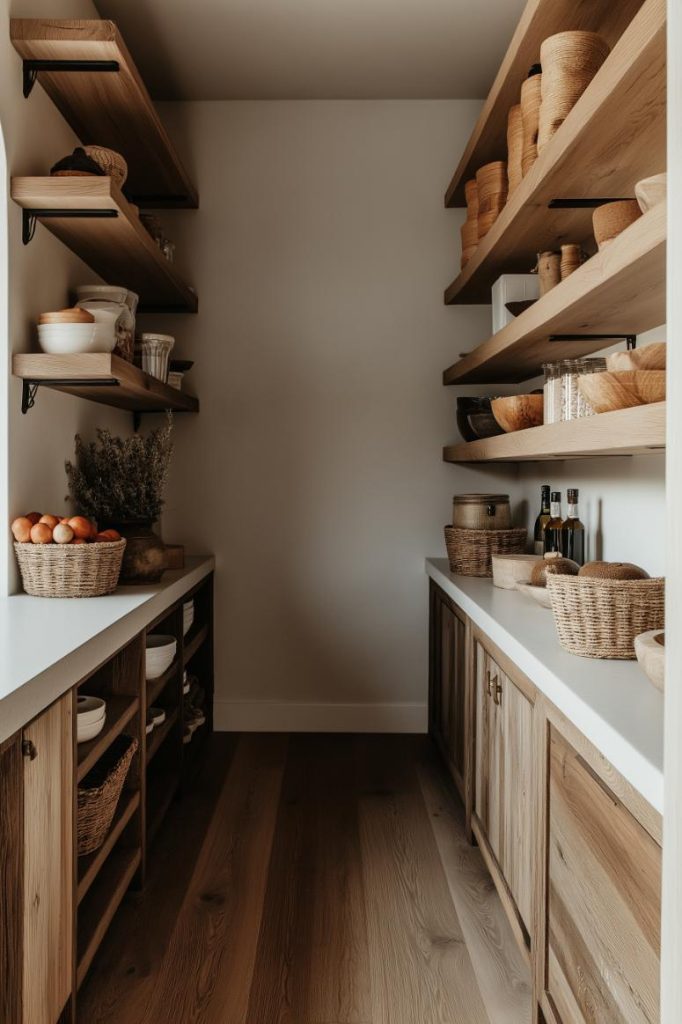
xmin=444 ymin=0 xmax=646 ymax=207
xmin=77 ymin=695 xmax=139 ymax=783
xmin=183 ymin=623 xmax=209 ymax=667
xmin=444 ymin=0 xmax=666 ymax=303
xmin=13 ymin=353 xmax=199 ymax=415
xmin=11 ymin=177 xmax=198 ymax=312
xmin=77 ymin=845 xmax=141 ymax=988
xmin=443 ymin=403 xmax=666 ymax=463
xmin=146 ymin=708 xmax=179 ymax=767
xmin=444 ymin=203 xmax=666 ymax=384
xmin=77 ymin=790 xmax=140 ymax=905
xmin=146 ymin=662 xmax=180 ymax=709
xmin=10 ymin=19 xmax=198 ymax=208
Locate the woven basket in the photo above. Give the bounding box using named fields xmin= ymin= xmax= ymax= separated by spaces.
xmin=520 ymin=73 xmax=542 ymax=175
xmin=538 ymin=32 xmax=609 ymax=151
xmin=77 ymin=734 xmax=138 ymax=855
xmin=83 ymin=145 xmax=128 ymax=188
xmin=444 ymin=526 xmax=527 ymax=577
xmin=476 ymin=161 xmax=508 ymax=215
xmin=546 ymin=574 xmax=665 ymax=659
xmin=464 ymin=179 xmax=479 ymax=219
xmin=560 ymin=243 xmax=585 ymax=279
xmin=592 ymin=200 xmax=642 ymax=249
xmin=506 ymin=105 xmax=524 ymax=194
xmin=14 ymin=539 xmax=126 ymax=598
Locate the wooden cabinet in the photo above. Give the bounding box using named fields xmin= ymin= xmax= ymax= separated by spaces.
xmin=472 ymin=638 xmax=534 ymax=941
xmin=429 ymin=582 xmax=468 ymax=800
xmin=540 ymin=725 xmax=661 ymax=1024
xmin=22 ymin=694 xmax=73 ymax=1024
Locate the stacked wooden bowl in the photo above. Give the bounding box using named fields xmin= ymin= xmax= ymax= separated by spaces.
xmin=560 ymin=244 xmax=585 ymax=279
xmin=537 ymin=31 xmax=609 ymax=152
xmin=506 ymin=104 xmax=524 ymax=195
xmin=460 ymin=179 xmax=480 ymax=268
xmin=476 ymin=161 xmax=508 ymax=239
xmin=520 ymin=70 xmax=542 ymax=175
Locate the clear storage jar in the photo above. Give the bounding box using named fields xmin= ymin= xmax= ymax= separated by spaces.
xmin=542 ymin=361 xmax=563 ymax=425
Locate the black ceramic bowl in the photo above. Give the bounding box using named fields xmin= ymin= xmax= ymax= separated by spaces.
xmin=456 ymin=397 xmax=503 ymax=442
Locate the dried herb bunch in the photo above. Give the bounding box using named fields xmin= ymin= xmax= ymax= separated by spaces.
xmin=65 ymin=416 xmax=173 ymax=524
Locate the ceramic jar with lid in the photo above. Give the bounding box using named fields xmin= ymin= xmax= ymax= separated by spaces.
xmin=75 ymin=285 xmax=137 ymax=361
xmin=452 ymin=494 xmax=511 ymax=531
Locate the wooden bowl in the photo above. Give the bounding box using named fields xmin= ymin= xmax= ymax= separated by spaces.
xmin=516 ymin=582 xmax=553 ymax=609
xmin=634 ymin=630 xmax=665 ymax=691
xmin=592 ymin=200 xmax=642 ymax=249
xmin=577 ymin=370 xmax=666 ymax=413
xmin=491 ymin=395 xmax=544 ymax=433
xmin=606 ymin=342 xmax=666 ymax=373
xmin=492 ymin=554 xmax=542 ymax=590
xmin=635 ymin=173 xmax=666 ymax=213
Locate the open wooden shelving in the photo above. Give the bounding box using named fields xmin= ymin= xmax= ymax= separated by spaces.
xmin=146 ymin=662 xmax=180 ymax=709
xmin=183 ymin=623 xmax=209 ymax=667
xmin=76 ymin=695 xmax=139 ymax=783
xmin=443 ymin=403 xmax=665 ymax=463
xmin=444 ymin=0 xmax=665 ymax=304
xmin=13 ymin=353 xmax=199 ymax=416
xmin=77 ymin=790 xmax=140 ymax=905
xmin=10 ymin=19 xmax=198 ymax=208
xmin=77 ymin=845 xmax=141 ymax=988
xmin=146 ymin=766 xmax=181 ymax=846
xmin=11 ymin=177 xmax=197 ymax=313
xmin=444 ymin=203 xmax=666 ymax=384
xmin=146 ymin=708 xmax=179 ymax=767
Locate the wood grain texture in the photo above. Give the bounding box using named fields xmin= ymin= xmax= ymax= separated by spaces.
xmin=444 ymin=0 xmax=645 ymax=206
xmin=0 ymin=734 xmax=23 ymax=1024
xmin=445 ymin=0 xmax=665 ymax=301
xmin=10 ymin=19 xmax=198 ymax=207
xmin=10 ymin=177 xmax=197 ymax=312
xmin=23 ymin=695 xmax=73 ymax=1024
xmin=443 ymin=401 xmax=666 ymax=463
xmin=501 ymin=673 xmax=534 ymax=932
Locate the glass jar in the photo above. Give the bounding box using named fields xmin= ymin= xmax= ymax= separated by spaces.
xmin=561 ymin=359 xmax=584 ymax=421
xmin=543 ymin=361 xmax=563 ymax=425
xmin=576 ymin=357 xmax=607 ymax=417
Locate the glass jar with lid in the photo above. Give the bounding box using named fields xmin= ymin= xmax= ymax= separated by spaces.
xmin=576 ymin=357 xmax=607 ymax=417
xmin=542 ymin=361 xmax=563 ymax=425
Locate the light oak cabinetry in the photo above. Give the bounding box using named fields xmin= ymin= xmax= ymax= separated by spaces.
xmin=22 ymin=695 xmax=73 ymax=1024
xmin=428 ymin=582 xmax=662 ymax=1022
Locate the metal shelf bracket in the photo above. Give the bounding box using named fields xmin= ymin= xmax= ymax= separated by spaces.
xmin=548 ymin=198 xmax=632 ymax=209
xmin=21 ymin=378 xmax=120 ymax=414
xmin=22 ymin=208 xmax=119 ymax=245
xmin=548 ymin=333 xmax=637 ymax=349
xmin=22 ymin=58 xmax=119 ymax=99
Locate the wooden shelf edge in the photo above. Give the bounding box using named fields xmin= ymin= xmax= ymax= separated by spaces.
xmin=76 ymin=846 xmax=141 ymax=988
xmin=77 ymin=790 xmax=140 ymax=905
xmin=182 ymin=623 xmax=209 ymax=667
xmin=443 ymin=402 xmax=666 ymax=463
xmin=443 ymin=203 xmax=667 ymax=384
xmin=76 ymin=696 xmax=139 ymax=783
xmin=146 ymin=661 xmax=181 ymax=709
xmin=146 ymin=708 xmax=179 ymax=766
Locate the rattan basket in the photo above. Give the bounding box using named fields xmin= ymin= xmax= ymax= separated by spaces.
xmin=83 ymin=145 xmax=128 ymax=188
xmin=77 ymin=734 xmax=138 ymax=855
xmin=444 ymin=526 xmax=527 ymax=577
xmin=546 ymin=574 xmax=665 ymax=659
xmin=14 ymin=539 xmax=126 ymax=598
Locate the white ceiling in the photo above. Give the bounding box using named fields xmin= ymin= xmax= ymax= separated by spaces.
xmin=95 ymin=0 xmax=525 ymax=101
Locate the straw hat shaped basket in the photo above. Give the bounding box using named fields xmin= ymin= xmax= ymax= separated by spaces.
xmin=537 ymin=32 xmax=609 ymax=152
xmin=77 ymin=734 xmax=138 ymax=855
xmin=14 ymin=539 xmax=126 ymax=598
xmin=546 ymin=573 xmax=664 ymax=659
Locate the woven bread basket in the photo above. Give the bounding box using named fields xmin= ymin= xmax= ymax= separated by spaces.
xmin=444 ymin=526 xmax=527 ymax=577
xmin=77 ymin=734 xmax=138 ymax=855
xmin=83 ymin=145 xmax=128 ymax=188
xmin=546 ymin=574 xmax=664 ymax=659
xmin=14 ymin=539 xmax=126 ymax=598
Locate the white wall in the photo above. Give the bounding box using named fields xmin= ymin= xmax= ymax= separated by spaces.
xmin=1 ymin=0 xmax=132 ymax=593
xmin=151 ymin=99 xmax=504 ymax=730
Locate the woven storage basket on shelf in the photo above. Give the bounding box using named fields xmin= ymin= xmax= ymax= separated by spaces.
xmin=537 ymin=31 xmax=609 ymax=152
xmin=444 ymin=526 xmax=527 ymax=578
xmin=520 ymin=72 xmax=542 ymax=175
xmin=506 ymin=104 xmax=524 ymax=194
xmin=83 ymin=145 xmax=128 ymax=188
xmin=77 ymin=734 xmax=138 ymax=855
xmin=14 ymin=539 xmax=126 ymax=598
xmin=546 ymin=574 xmax=665 ymax=659
xmin=464 ymin=178 xmax=479 ymax=219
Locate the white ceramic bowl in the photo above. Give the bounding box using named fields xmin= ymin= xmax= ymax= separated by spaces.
xmin=515 ymin=582 xmax=553 ymax=609
xmin=37 ymin=322 xmax=97 ymax=354
xmin=76 ymin=284 xmax=129 ymax=305
xmin=77 ymin=715 xmax=106 ymax=743
xmin=145 ymin=634 xmax=177 ymax=679
xmin=183 ymin=606 xmax=195 ymax=637
xmin=148 ymin=706 xmax=167 ymax=726
xmin=76 ymin=694 xmax=107 ymax=726
xmin=75 ymin=300 xmax=120 ymax=351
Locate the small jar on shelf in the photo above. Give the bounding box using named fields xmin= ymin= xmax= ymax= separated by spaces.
xmin=542 ymin=361 xmax=563 ymax=425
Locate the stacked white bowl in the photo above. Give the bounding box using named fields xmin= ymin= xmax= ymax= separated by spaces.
xmin=77 ymin=695 xmax=107 ymax=743
xmin=145 ymin=635 xmax=177 ymax=680
xmin=38 ymin=322 xmax=98 ymax=354
xmin=183 ymin=600 xmax=194 ymax=637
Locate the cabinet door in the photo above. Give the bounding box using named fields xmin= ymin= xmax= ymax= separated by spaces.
xmin=545 ymin=727 xmax=660 ymax=1024
xmin=429 ymin=587 xmax=468 ymax=800
xmin=500 ymin=671 xmax=534 ymax=931
xmin=23 ymin=695 xmax=73 ymax=1024
xmin=474 ymin=644 xmax=503 ymax=863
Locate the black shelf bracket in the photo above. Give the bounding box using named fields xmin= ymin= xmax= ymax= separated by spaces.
xmin=548 ymin=333 xmax=637 ymax=349
xmin=22 ymin=59 xmax=119 ymax=98
xmin=548 ymin=198 xmax=632 ymax=209
xmin=22 ymin=208 xmax=118 ymax=245
xmin=21 ymin=378 xmax=120 ymax=414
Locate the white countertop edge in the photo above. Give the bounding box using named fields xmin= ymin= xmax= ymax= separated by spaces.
xmin=426 ymin=558 xmax=663 ymax=814
xmin=0 ymin=556 xmax=215 ymax=745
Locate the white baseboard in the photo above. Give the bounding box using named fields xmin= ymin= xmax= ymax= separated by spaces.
xmin=213 ymin=699 xmax=428 ymax=734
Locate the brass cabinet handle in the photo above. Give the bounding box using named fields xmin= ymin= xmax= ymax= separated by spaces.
xmin=486 ymin=670 xmax=498 ymax=698
xmin=22 ymin=739 xmax=37 ymax=760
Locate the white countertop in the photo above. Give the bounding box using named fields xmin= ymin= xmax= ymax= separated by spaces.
xmin=426 ymin=558 xmax=664 ymax=813
xmin=0 ymin=556 xmax=215 ymax=745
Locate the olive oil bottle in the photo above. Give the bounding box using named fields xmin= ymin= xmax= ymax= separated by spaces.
xmin=533 ymin=485 xmax=551 ymax=555
xmin=561 ymin=487 xmax=585 ymax=565
xmin=543 ymin=491 xmax=563 ymax=554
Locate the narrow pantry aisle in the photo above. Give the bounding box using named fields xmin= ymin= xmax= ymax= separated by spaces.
xmin=77 ymin=735 xmax=531 ymax=1023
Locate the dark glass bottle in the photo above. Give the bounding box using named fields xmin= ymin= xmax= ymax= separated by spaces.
xmin=543 ymin=491 xmax=563 ymax=554
xmin=533 ymin=485 xmax=551 ymax=555
xmin=562 ymin=487 xmax=585 ymax=565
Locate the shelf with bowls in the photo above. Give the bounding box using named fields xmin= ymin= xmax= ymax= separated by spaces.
xmin=146 ymin=761 xmax=181 ymax=846
xmin=444 ymin=0 xmax=645 ymax=208
xmin=146 ymin=707 xmax=179 ymax=767
xmin=444 ymin=0 xmax=665 ymax=304
xmin=183 ymin=623 xmax=209 ymax=667
xmin=77 ymin=790 xmax=140 ymax=905
xmin=444 ymin=202 xmax=666 ymax=384
xmin=76 ymin=695 xmax=139 ymax=783
xmin=11 ymin=177 xmax=198 ymax=313
xmin=443 ymin=402 xmax=665 ymax=463
xmin=12 ymin=353 xmax=199 ymax=416
xmin=10 ymin=19 xmax=198 ymax=209
xmin=146 ymin=661 xmax=180 ymax=709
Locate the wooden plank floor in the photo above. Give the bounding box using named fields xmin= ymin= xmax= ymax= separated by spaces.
xmin=78 ymin=734 xmax=531 ymax=1023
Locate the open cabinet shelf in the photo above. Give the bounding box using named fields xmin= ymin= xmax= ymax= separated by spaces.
xmin=444 ymin=203 xmax=666 ymax=384
xmin=77 ymin=790 xmax=140 ymax=905
xmin=10 ymin=19 xmax=198 ymax=208
xmin=443 ymin=402 xmax=665 ymax=463
xmin=77 ymin=845 xmax=141 ymax=988
xmin=11 ymin=177 xmax=198 ymax=313
xmin=444 ymin=0 xmax=665 ymax=304
xmin=13 ymin=353 xmax=199 ymax=416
